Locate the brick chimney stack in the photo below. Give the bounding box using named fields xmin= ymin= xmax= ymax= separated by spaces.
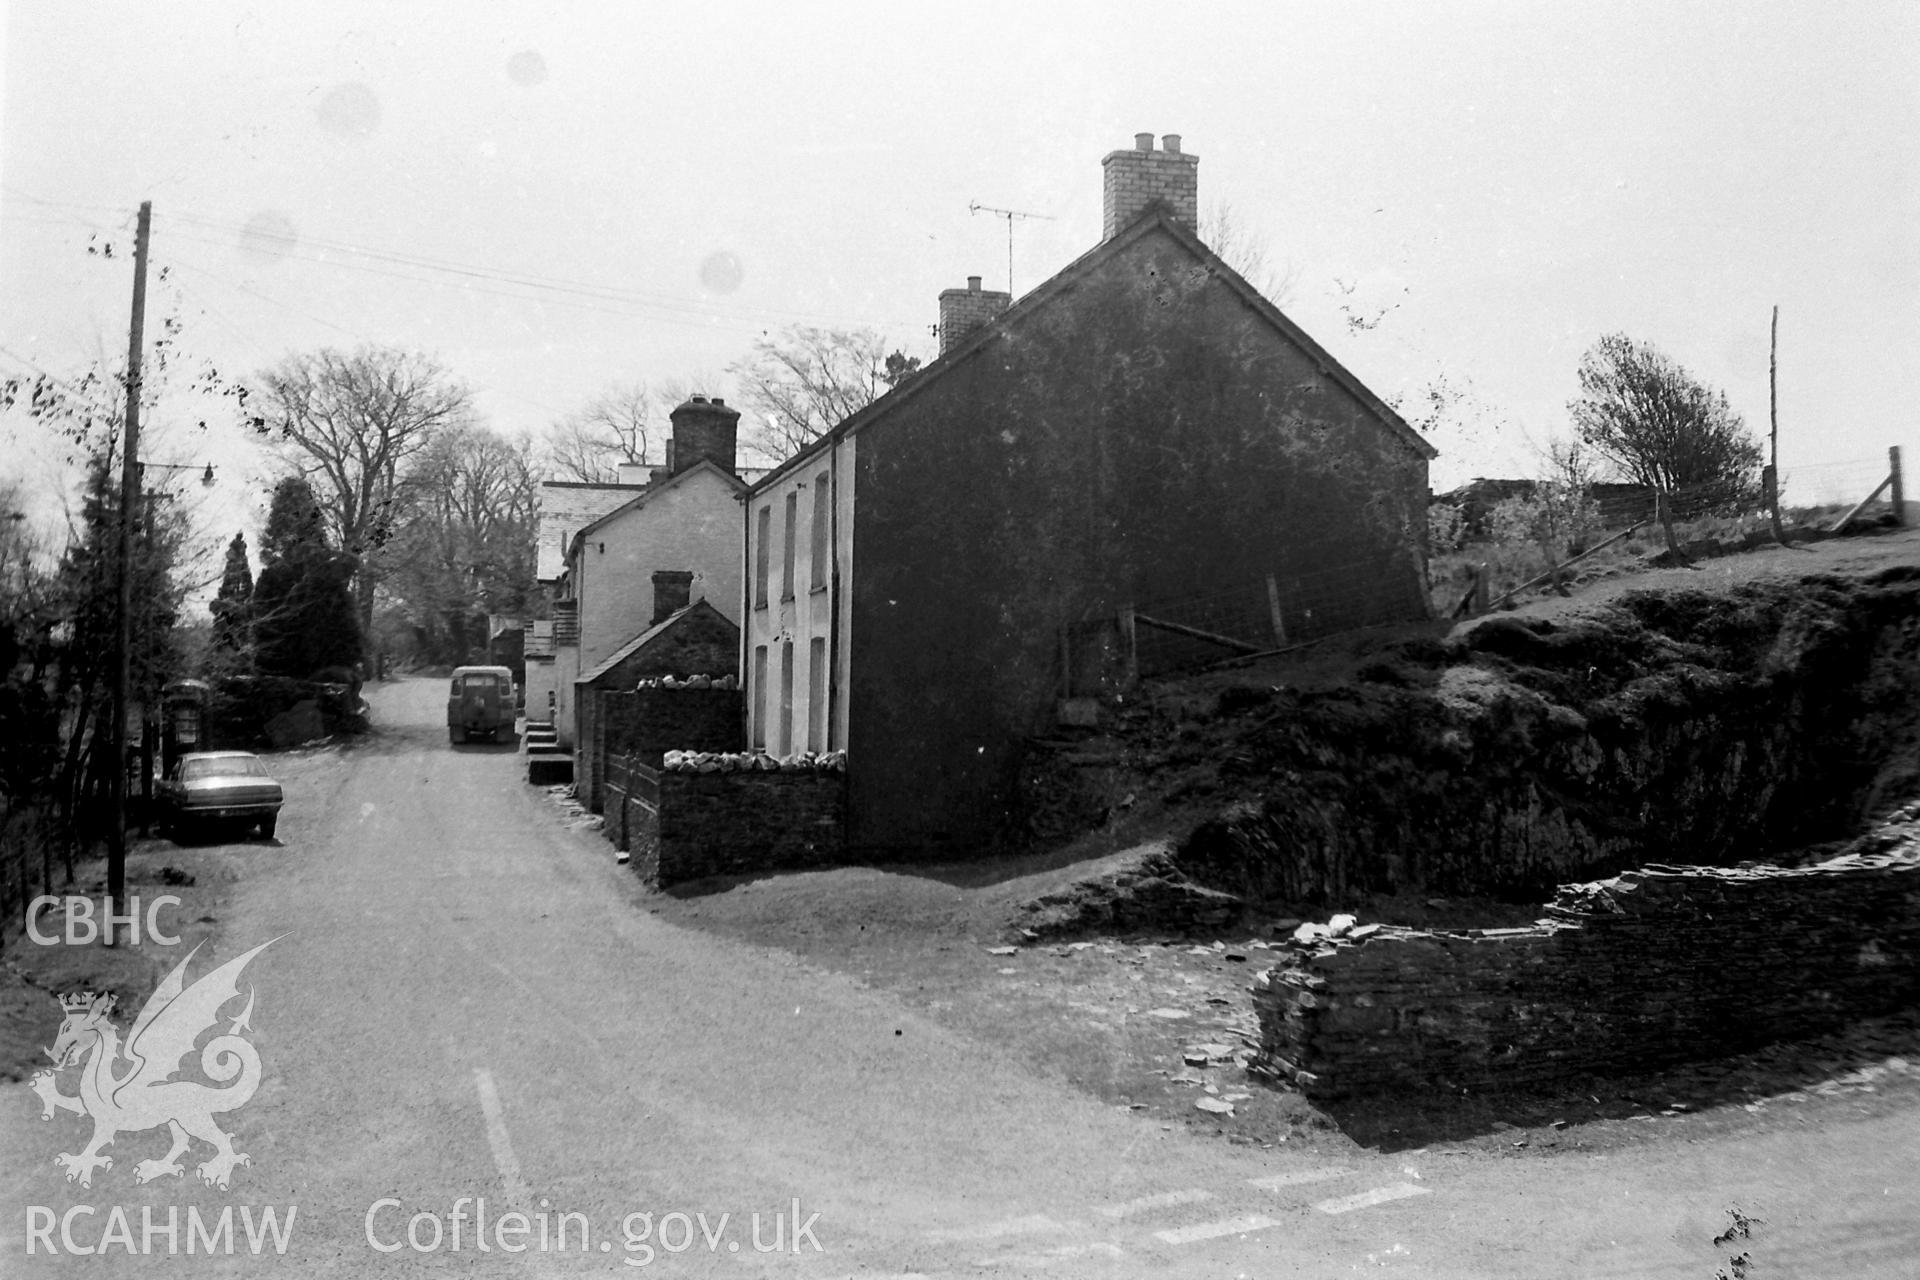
xmin=937 ymin=275 xmax=1012 ymax=356
xmin=651 ymin=569 xmax=693 ymax=624
xmin=668 ymin=395 xmax=739 ymax=477
xmin=1102 ymin=132 xmax=1198 ymax=240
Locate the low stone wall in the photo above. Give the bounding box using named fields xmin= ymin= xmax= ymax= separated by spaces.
xmin=1253 ymin=823 xmax=1920 ymax=1098
xmin=624 ymin=765 xmax=847 ymax=889
xmin=583 ymin=688 xmax=742 ymax=813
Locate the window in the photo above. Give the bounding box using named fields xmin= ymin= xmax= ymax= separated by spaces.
xmin=810 ymin=471 xmax=830 ymax=590
xmin=754 ymin=506 xmax=771 ymax=608
xmin=778 ymin=643 xmax=795 ymax=756
xmin=808 ymin=637 xmax=827 ymax=751
xmin=782 ymin=492 xmax=798 ymax=601
xmin=751 ymin=646 xmax=768 ymax=749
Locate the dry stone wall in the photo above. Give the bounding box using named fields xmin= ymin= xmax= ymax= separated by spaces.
xmin=624 ymin=755 xmax=848 ymax=889
xmin=1253 ymin=816 xmax=1920 ymax=1098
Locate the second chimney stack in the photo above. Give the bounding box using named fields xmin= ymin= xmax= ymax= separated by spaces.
xmin=651 ymin=569 xmax=694 ymax=625
xmin=668 ymin=394 xmax=739 ymax=477
xmin=936 ymin=275 xmax=1012 ymax=356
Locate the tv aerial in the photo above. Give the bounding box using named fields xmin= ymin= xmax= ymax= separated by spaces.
xmin=968 ymin=201 xmax=1054 ymax=295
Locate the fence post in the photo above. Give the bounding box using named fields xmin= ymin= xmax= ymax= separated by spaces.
xmin=1657 ymin=489 xmax=1688 ymax=562
xmin=1058 ymin=625 xmax=1071 ymax=700
xmin=1473 ymin=562 xmax=1490 ymax=615
xmin=1117 ymin=606 xmax=1139 ymax=687
xmin=1264 ymin=574 xmax=1288 ymax=645
xmin=1893 ymin=446 xmax=1906 ymax=525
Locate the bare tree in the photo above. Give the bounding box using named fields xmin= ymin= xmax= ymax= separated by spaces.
xmin=1569 ymin=334 xmax=1761 ymax=513
xmin=727 ymin=326 xmax=917 ymax=462
xmin=382 ymin=427 xmax=538 ymax=662
xmin=251 ymin=346 xmax=474 ymax=633
xmin=546 ymin=382 xmax=655 ymax=483
xmin=1199 ymin=200 xmax=1298 ymax=307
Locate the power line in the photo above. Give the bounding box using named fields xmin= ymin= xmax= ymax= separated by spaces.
xmin=155 ymin=208 xmax=931 ymax=333
xmin=8 ymin=189 xmax=934 ymax=335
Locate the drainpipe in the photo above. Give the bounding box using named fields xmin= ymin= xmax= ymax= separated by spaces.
xmin=828 ymin=433 xmax=841 ymax=754
xmin=739 ymin=488 xmax=751 ymax=750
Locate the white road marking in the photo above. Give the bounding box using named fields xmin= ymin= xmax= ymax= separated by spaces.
xmin=1314 ymin=1182 xmax=1431 ymax=1214
xmin=1153 ymin=1214 xmax=1281 ymax=1245
xmin=924 ymin=1213 xmax=1062 ymax=1244
xmin=1097 ymin=1188 xmax=1215 ymax=1219
xmin=1251 ymin=1167 xmax=1353 ymax=1192
xmin=472 ymin=1067 xmax=531 ymax=1205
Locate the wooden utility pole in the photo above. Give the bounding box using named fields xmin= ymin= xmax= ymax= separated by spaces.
xmin=107 ymin=200 xmax=152 ymax=946
xmin=1767 ymin=305 xmax=1787 ymax=544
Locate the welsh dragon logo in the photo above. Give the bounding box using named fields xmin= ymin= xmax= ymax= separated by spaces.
xmin=30 ymin=938 xmax=277 ymax=1191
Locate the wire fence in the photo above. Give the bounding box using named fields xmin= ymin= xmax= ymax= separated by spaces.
xmin=1061 ymin=550 xmax=1430 ymax=691
xmin=1432 ymin=448 xmax=1906 ymax=617
xmin=1063 ymin=450 xmax=1907 ymax=688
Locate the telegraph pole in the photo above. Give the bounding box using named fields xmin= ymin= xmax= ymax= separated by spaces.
xmin=107 ymin=200 xmax=152 ymax=946
xmin=1768 ymin=304 xmax=1787 ymax=544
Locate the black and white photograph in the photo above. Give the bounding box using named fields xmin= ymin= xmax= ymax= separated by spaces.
xmin=1 ymin=3 xmax=1916 ymax=1275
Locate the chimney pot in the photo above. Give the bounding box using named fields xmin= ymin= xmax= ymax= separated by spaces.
xmin=1134 ymin=132 xmax=1154 ymax=152
xmin=1162 ymin=133 xmax=1181 ymax=154
xmin=967 ymin=275 xmax=982 ymax=291
xmin=711 ymin=396 xmax=724 ymax=406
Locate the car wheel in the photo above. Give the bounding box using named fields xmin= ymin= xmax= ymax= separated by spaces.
xmin=260 ymin=814 xmax=277 ymax=840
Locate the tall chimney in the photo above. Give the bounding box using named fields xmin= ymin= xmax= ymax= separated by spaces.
xmin=651 ymin=569 xmax=693 ymax=624
xmin=936 ymin=275 xmax=1012 ymax=356
xmin=668 ymin=394 xmax=739 ymax=477
xmin=1101 ymin=131 xmax=1199 ymax=240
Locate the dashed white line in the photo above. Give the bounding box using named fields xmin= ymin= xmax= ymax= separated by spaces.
xmin=1251 ymin=1167 xmax=1352 ymax=1192
xmin=923 ymin=1213 xmax=1062 ymax=1244
xmin=1096 ymin=1188 xmax=1215 ymax=1219
xmin=1153 ymin=1214 xmax=1281 ymax=1245
xmin=1314 ymin=1182 xmax=1431 ymax=1215
xmin=472 ymin=1067 xmax=531 ymax=1205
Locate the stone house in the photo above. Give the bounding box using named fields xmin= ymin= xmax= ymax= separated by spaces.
xmin=739 ymin=133 xmax=1437 ymax=857
xmin=525 ymin=474 xmax=650 ymax=728
xmin=545 ymin=395 xmax=748 ymax=748
xmin=573 ymin=592 xmax=740 ymax=813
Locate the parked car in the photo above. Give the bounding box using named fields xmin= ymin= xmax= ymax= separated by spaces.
xmin=158 ymin=750 xmax=284 ymax=840
xmin=447 ymin=665 xmax=516 ymax=744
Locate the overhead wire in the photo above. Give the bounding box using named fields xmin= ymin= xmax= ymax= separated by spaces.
xmin=7 ymin=186 xmax=931 ymax=334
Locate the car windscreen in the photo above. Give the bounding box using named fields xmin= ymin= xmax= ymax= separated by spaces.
xmin=181 ymin=757 xmax=268 ymax=780
xmin=457 ymin=674 xmax=505 ymax=692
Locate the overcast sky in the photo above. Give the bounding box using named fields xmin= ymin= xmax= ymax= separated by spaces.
xmin=3 ymin=1 xmax=1915 ymax=564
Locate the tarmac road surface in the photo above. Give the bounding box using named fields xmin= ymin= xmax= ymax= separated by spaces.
xmin=4 ymin=675 xmax=1917 ymax=1276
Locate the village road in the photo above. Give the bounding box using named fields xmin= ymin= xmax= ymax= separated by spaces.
xmin=4 ymin=675 xmax=1917 ymax=1277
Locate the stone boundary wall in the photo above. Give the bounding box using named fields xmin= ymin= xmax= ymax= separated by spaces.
xmin=604 ymin=755 xmax=657 ymax=854
xmin=1253 ymin=830 xmax=1920 ymax=1098
xmin=583 ymin=688 xmax=742 ymax=813
xmin=624 ymin=769 xmax=847 ymax=889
